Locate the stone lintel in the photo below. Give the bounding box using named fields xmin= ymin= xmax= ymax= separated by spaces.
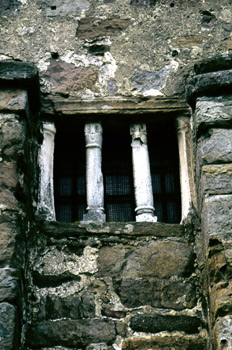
xmin=42 ymin=221 xmax=184 ymax=238
xmin=41 ymin=96 xmax=190 ymax=116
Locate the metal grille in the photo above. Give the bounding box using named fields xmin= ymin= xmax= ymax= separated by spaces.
xmin=106 ymin=203 xmax=134 ymax=222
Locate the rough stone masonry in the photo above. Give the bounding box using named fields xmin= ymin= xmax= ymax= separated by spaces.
xmin=0 ymin=1 xmax=232 ymax=350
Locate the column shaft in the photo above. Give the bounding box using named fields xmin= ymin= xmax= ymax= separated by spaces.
xmin=130 ymin=124 xmax=157 ymax=222
xmin=37 ymin=122 xmax=56 ymax=221
xmin=82 ymin=122 xmax=105 ymax=222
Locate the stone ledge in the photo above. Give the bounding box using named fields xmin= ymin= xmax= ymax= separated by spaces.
xmin=42 ymin=221 xmax=184 ymax=238
xmin=0 ymin=60 xmax=40 ymax=113
xmin=186 ymin=70 xmax=232 ymax=107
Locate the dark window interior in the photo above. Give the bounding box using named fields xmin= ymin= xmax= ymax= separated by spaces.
xmin=102 ymin=122 xmax=135 ymax=222
xmin=148 ymin=120 xmax=181 ymax=223
xmin=54 ymin=116 xmax=181 ymax=223
xmin=54 ymin=119 xmax=86 ymax=222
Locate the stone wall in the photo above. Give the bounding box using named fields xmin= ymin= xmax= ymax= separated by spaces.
xmin=1 ymin=1 xmax=232 ymax=349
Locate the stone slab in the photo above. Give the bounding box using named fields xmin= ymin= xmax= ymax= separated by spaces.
xmin=197 ymin=129 xmax=232 ymax=165
xmin=195 ymin=96 xmax=232 ymax=131
xmin=0 ymin=302 xmax=18 ymax=350
xmin=0 ymin=89 xmax=28 ymax=111
xmin=98 ymin=240 xmax=193 ymax=279
xmin=213 ymin=316 xmax=232 ymax=350
xmin=202 ymin=195 xmax=232 ymax=236
xmin=27 ymin=319 xmax=116 ymax=348
xmin=130 ymin=313 xmax=202 ymax=334
xmin=0 ymin=268 xmax=20 ymax=303
xmin=122 ymin=334 xmax=207 ymax=350
xmin=200 ymin=164 xmax=232 ymax=196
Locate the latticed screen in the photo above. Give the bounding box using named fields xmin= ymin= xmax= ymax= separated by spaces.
xmin=103 ymin=123 xmax=135 ymax=222
xmin=54 ymin=120 xmax=86 ymax=222
xmin=148 ymin=120 xmax=181 ymax=223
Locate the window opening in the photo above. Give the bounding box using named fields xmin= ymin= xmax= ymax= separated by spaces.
xmin=148 ymin=120 xmax=181 ymax=223
xmin=103 ymin=123 xmax=135 ymax=222
xmin=54 ymin=120 xmax=86 ymax=222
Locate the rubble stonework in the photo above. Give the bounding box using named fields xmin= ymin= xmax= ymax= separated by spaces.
xmin=0 ymin=1 xmax=232 ymax=349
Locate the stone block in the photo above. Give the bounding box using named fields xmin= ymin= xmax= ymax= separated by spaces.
xmin=0 ymin=268 xmax=20 ymax=303
xmin=0 ymin=302 xmax=18 ymax=350
xmin=0 ymin=113 xmax=25 ymax=158
xmin=210 ymin=281 xmax=232 ymax=323
xmin=202 ymin=195 xmax=232 ymax=236
xmin=42 ymin=293 xmax=95 ymax=320
xmin=200 ymin=164 xmax=232 ymax=196
xmin=0 ymin=89 xmax=28 ymax=111
xmin=27 ymin=319 xmax=116 ymax=348
xmin=213 ymin=316 xmax=232 ymax=350
xmin=197 ymin=129 xmax=232 ymax=165
xmin=195 ymin=96 xmax=232 ymax=131
xmin=130 ymin=313 xmax=202 ymax=334
xmin=41 ymin=60 xmax=99 ymax=94
xmin=122 ymin=334 xmax=207 ymax=350
xmin=0 ymin=215 xmax=21 ymax=266
xmin=0 ymin=0 xmax=21 ymax=16
xmin=98 ymin=240 xmax=194 ymax=279
xmin=0 ymin=162 xmax=18 ymax=189
xmin=115 ymin=278 xmax=196 ymax=310
xmin=77 ymin=17 xmax=131 ymax=40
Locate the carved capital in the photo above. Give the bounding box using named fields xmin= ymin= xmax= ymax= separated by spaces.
xmin=85 ymin=122 xmax=103 ymax=148
xmin=130 ymin=123 xmax=147 ymax=145
xmin=43 ymin=122 xmax=56 ymax=136
xmin=176 ymin=117 xmax=189 ymax=135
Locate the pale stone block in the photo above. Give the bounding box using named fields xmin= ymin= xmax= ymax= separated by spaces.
xmin=0 ymin=89 xmax=28 ymax=111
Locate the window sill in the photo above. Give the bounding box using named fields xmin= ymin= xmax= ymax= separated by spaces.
xmin=41 ymin=220 xmax=185 ymax=239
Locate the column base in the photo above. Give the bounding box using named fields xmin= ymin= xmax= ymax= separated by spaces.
xmin=82 ymin=209 xmax=106 ymax=223
xmin=135 ymin=206 xmax=157 ymax=222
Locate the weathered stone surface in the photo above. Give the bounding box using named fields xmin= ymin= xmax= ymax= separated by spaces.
xmin=0 ymin=90 xmax=28 ymax=111
xmin=186 ymin=70 xmax=232 ymax=106
xmin=98 ymin=240 xmax=193 ymax=279
xmin=200 ymin=164 xmax=232 ymax=196
xmin=42 ymin=61 xmax=99 ymax=93
xmin=210 ymin=281 xmax=232 ymax=323
xmin=42 ymin=96 xmax=189 ymax=116
xmin=0 ymin=268 xmax=20 ymax=303
xmin=130 ymin=314 xmax=202 ymax=334
xmin=77 ymin=17 xmax=131 ymax=40
xmin=195 ymin=96 xmax=232 ymax=131
xmin=0 ymin=0 xmax=21 ymax=16
xmin=43 ymin=293 xmax=95 ymax=320
xmin=0 ymin=61 xmax=38 ymax=84
xmin=0 ymin=302 xmax=18 ymax=350
xmin=213 ymin=316 xmax=232 ymax=350
xmin=202 ymin=195 xmax=232 ymax=236
xmin=43 ymin=220 xmax=184 ymax=238
xmin=0 ymin=215 xmax=21 ymax=266
xmin=0 ymin=114 xmax=25 ymax=159
xmin=115 ymin=278 xmax=196 ymax=310
xmin=27 ymin=319 xmax=116 ymax=348
xmin=122 ymin=334 xmax=207 ymax=350
xmin=45 ymin=0 xmax=90 ymax=17
xmin=194 ymin=54 xmax=232 ymax=75
xmin=131 ymin=67 xmax=171 ymax=93
xmin=0 ymin=188 xmax=19 ymax=211
xmin=197 ymin=129 xmax=232 ymax=165
xmin=0 ymin=163 xmax=18 ymax=189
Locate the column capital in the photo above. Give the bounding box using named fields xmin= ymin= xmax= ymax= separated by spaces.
xmin=130 ymin=123 xmax=147 ymax=145
xmin=42 ymin=122 xmax=56 ymax=135
xmin=84 ymin=122 xmax=103 ymax=148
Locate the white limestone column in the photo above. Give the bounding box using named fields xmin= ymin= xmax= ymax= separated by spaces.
xmin=37 ymin=122 xmax=56 ymax=221
xmin=130 ymin=124 xmax=157 ymax=222
xmin=176 ymin=117 xmax=193 ymax=221
xmin=82 ymin=122 xmax=105 ymax=223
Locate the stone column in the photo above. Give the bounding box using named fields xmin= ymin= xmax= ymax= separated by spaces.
xmin=176 ymin=117 xmax=195 ymax=222
xmin=82 ymin=122 xmax=105 ymax=223
xmin=37 ymin=122 xmax=56 ymax=221
xmin=130 ymin=123 xmax=157 ymax=222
